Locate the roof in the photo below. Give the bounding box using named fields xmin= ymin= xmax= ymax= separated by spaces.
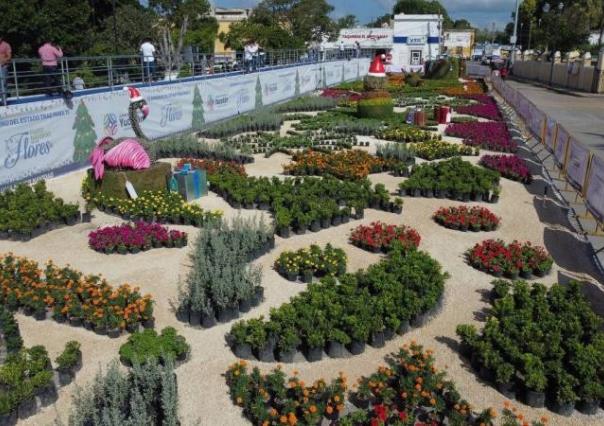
xmin=394 ymin=13 xmax=442 ymax=21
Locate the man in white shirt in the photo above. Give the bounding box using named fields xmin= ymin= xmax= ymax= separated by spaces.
xmin=140 ymin=38 xmax=156 ymax=82
xmin=339 ymin=40 xmax=345 ymax=59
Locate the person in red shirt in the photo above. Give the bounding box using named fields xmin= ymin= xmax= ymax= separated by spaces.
xmin=0 ymin=36 xmax=11 ymax=104
xmin=38 ymin=39 xmax=63 ymax=95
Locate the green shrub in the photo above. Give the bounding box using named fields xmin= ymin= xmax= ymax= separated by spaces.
xmin=275 ymin=96 xmax=337 ymax=112
xmin=56 ymin=341 xmax=82 ymax=372
xmin=0 ymin=306 xmax=22 ymax=354
xmin=150 ymin=135 xmax=245 ymax=162
xmin=68 ymin=359 xmax=178 ymax=426
xmin=84 ymin=162 xmax=172 ymax=200
xmin=201 ymin=111 xmax=284 ymax=138
xmin=119 ymin=327 xmax=189 ymax=365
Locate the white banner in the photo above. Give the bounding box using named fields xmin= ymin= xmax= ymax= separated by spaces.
xmin=339 ymin=28 xmax=393 ymax=48
xmin=586 ymin=155 xmax=604 ymax=221
xmin=0 ymin=59 xmax=365 ymax=189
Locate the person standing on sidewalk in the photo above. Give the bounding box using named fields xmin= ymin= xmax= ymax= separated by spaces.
xmin=140 ymin=38 xmax=156 ymax=82
xmin=38 ymin=40 xmax=63 ymax=95
xmin=0 ymin=37 xmax=11 ymax=105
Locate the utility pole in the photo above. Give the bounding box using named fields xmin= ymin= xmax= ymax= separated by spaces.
xmin=511 ymin=0 xmax=521 ymax=64
xmin=112 ymin=0 xmax=118 ymax=54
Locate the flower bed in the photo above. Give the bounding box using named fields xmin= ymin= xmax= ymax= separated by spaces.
xmin=466 ymin=240 xmax=553 ymax=278
xmin=283 ymin=150 xmax=396 ymax=180
xmin=440 ymin=81 xmax=485 ymax=96
xmin=293 ymin=110 xmax=385 ymax=136
xmin=375 ymin=143 xmax=415 ymax=176
xmin=321 ymin=88 xmax=362 ymax=102
xmin=276 ymin=95 xmax=338 ymax=112
xmin=376 ymin=125 xmax=439 ymax=143
xmin=175 ymin=158 xmax=246 ymax=176
xmin=455 ymin=95 xmax=502 ymax=121
xmin=226 ymin=343 xmax=507 ymax=426
xmin=411 ymin=140 xmax=478 ymax=160
xmin=0 ymin=254 xmax=154 ymax=334
xmin=228 ymin=244 xmax=446 ymax=362
xmin=119 ymin=327 xmax=190 ymax=366
xmin=200 ymin=111 xmax=283 ymax=138
xmin=457 ymin=280 xmax=604 ymax=414
xmin=83 ymin=182 xmax=222 ymax=226
xmin=228 ymin=132 xmax=356 ymax=156
xmin=480 ymin=155 xmax=532 ymax=183
xmin=433 ymin=206 xmax=500 ymax=231
xmin=209 ymin=171 xmax=396 ymax=236
xmin=0 ymin=181 xmax=80 ymax=241
xmin=350 ymin=222 xmax=420 ymax=253
xmin=399 ymin=158 xmax=500 ymax=202
xmin=88 ymin=222 xmax=188 ymax=254
xmin=177 ymin=217 xmax=273 ymax=328
xmin=445 ymin=122 xmax=517 ymax=153
xmin=150 ymin=135 xmax=253 ymax=164
xmin=275 ymin=244 xmax=347 ymax=282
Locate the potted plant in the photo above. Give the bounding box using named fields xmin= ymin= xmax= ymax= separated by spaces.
xmin=522 ymin=354 xmax=547 ymax=408
xmin=305 ymin=331 xmax=324 ymax=362
xmin=276 ymin=327 xmax=300 ymax=363
xmin=393 ymin=197 xmax=403 ymax=214
xmin=326 ymin=329 xmax=350 ymax=358
xmin=248 ymin=318 xmax=274 ymax=362
xmin=56 ymin=341 xmax=82 ymax=385
xmin=230 ymin=321 xmax=253 ymax=359
xmin=275 ymin=208 xmax=291 ymax=238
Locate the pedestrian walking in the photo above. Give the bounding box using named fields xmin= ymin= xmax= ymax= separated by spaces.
xmin=140 ymin=38 xmax=156 ymax=82
xmin=38 ymin=39 xmax=63 ymax=95
xmin=355 ymin=41 xmax=361 ymax=58
xmin=0 ymin=36 xmax=11 ymax=105
xmin=319 ymin=42 xmax=325 ymax=62
xmin=339 ymin=40 xmax=345 ymax=59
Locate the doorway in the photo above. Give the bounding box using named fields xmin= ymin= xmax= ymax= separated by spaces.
xmin=411 ymin=50 xmax=422 ymax=65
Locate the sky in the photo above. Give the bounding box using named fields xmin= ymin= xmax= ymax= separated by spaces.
xmin=211 ymin=0 xmax=515 ymax=30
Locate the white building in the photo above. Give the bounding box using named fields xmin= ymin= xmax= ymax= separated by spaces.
xmin=391 ymin=13 xmax=443 ymax=72
xmin=337 ymin=28 xmax=393 ymax=50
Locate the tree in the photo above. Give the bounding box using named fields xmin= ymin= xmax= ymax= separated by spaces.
xmin=72 ymin=101 xmax=97 ymax=163
xmin=453 ymin=19 xmax=473 ymax=30
xmin=192 ymin=85 xmax=204 ymax=130
xmin=367 ymin=14 xmax=392 ymax=28
xmin=393 ymin=0 xmax=452 ymax=27
xmin=255 ymin=76 xmax=263 ymax=109
xmin=336 ymin=14 xmax=359 ymax=30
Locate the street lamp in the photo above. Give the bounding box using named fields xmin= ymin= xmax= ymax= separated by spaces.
xmin=511 ymin=0 xmax=521 ymax=65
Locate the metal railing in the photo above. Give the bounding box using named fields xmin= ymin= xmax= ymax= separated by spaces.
xmin=0 ymin=48 xmax=374 ymax=106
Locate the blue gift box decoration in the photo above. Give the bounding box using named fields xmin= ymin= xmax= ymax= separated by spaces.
xmin=170 ymin=163 xmax=207 ymax=201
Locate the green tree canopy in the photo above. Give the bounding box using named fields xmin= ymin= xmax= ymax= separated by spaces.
xmin=393 ymin=0 xmax=452 ymax=27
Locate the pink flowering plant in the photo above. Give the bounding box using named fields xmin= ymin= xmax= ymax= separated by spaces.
xmin=480 ymin=155 xmax=532 ymax=184
xmin=455 ymin=95 xmax=502 ymax=121
xmin=88 ymin=221 xmax=187 ymax=254
xmin=445 ymin=122 xmax=517 ymax=153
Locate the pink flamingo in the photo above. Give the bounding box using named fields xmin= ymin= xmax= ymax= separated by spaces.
xmin=89 ymin=87 xmax=152 ymax=180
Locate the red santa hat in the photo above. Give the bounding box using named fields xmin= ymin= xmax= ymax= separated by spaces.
xmin=368 ymin=55 xmax=386 ymax=78
xmin=123 ymin=86 xmax=143 ymax=102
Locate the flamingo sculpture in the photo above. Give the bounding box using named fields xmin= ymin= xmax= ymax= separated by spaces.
xmin=89 ymin=86 xmax=153 ymax=180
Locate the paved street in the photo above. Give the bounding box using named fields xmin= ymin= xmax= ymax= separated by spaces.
xmin=506 ymin=79 xmax=604 ymax=158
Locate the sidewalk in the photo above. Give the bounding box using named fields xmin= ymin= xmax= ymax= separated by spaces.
xmin=506 ymin=78 xmax=604 ymax=158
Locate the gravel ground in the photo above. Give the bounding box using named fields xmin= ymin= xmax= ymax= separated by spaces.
xmin=8 ymin=117 xmax=604 ymax=426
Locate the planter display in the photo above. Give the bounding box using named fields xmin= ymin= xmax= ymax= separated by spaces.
xmin=150 ymin=134 xmax=253 ymax=164
xmin=457 ymin=280 xmax=604 ymax=416
xmin=433 ymin=206 xmax=500 ymax=232
xmin=466 ymin=239 xmax=553 ymax=277
xmin=0 ymin=254 xmax=153 ymax=333
xmin=226 ymin=343 xmax=509 ymax=426
xmin=399 ymin=158 xmax=500 ymax=202
xmin=228 ymin=245 xmax=446 ymax=363
xmin=350 ymin=221 xmax=420 ymax=253
xmin=175 ymin=158 xmax=246 ymax=177
xmin=276 ymin=95 xmax=338 ymax=112
xmin=411 ymin=140 xmax=478 ymax=161
xmin=178 ymin=217 xmax=272 ymax=329
xmin=455 ymin=95 xmax=503 ymax=121
xmin=0 ymin=181 xmax=80 ymax=241
xmin=119 ymin=327 xmax=190 ymax=366
xmin=445 ymin=121 xmax=517 ymax=152
xmin=89 ymin=221 xmax=187 ymax=254
xmin=480 ymin=154 xmax=533 ymax=184
xmin=376 ymin=125 xmax=439 ymax=143
xmin=200 ymin=110 xmax=283 ymax=138
xmin=274 ymin=244 xmax=346 ymax=282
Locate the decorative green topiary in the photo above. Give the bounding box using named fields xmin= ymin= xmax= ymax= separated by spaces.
xmin=357 ymin=97 xmax=394 ymax=118
xmin=363 ymin=75 xmax=386 ymax=91
xmin=85 ymin=161 xmax=172 ymax=200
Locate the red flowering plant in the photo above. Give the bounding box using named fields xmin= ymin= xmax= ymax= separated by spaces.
xmin=88 ymin=221 xmax=187 ymax=254
xmin=175 ymin=158 xmax=246 ymax=176
xmin=350 ymin=222 xmax=420 ymax=253
xmin=455 ymin=95 xmax=502 ymax=121
xmin=480 ymin=155 xmax=532 ymax=184
xmin=433 ymin=206 xmax=500 ymax=232
xmin=445 ymin=122 xmax=517 ymax=153
xmin=466 ymin=239 xmax=553 ymax=278
xmin=321 ymin=88 xmax=362 ymax=103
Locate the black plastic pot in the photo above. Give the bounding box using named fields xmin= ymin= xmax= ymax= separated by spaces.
xmin=490 ymin=195 xmax=499 ymax=203
xmin=354 ymin=210 xmax=364 ymax=220
xmin=350 ymin=394 xmax=370 ymax=409
xmin=519 ymin=269 xmax=533 ymax=280
xmin=233 ymin=343 xmax=253 ymax=360
xmin=17 ymin=397 xmax=37 ymax=420
xmin=34 ymin=310 xmax=46 ymax=321
xmin=341 ymin=215 xmax=350 ymax=223
xmin=252 ymin=287 xmax=264 ymax=307
xmin=277 ymin=227 xmax=291 ymax=238
xmin=550 ymin=400 xmax=575 ymax=416
xmin=107 ymin=328 xmax=121 ymax=338
xmin=188 ymin=310 xmax=201 ymax=326
xmin=255 ymin=343 xmax=275 ymax=362
xmin=383 ymin=328 xmax=395 ymax=341
xmin=470 ymin=352 xmax=481 ymax=371
xmin=82 ymin=212 xmax=92 ymax=222
xmin=37 ymin=382 xmax=58 ymax=406
xmin=331 ymin=216 xmax=342 ymax=226
xmin=576 ymin=399 xmax=599 ymax=415
xmin=58 ymin=369 xmax=74 ymax=386
xmin=479 ymin=366 xmax=495 ymax=383
xmin=348 ymin=340 xmax=365 ymax=355
xmin=326 ymin=341 xmax=346 ymax=358
xmin=524 ymin=389 xmax=545 ymax=408
xmin=276 ymin=348 xmax=297 ymax=363
xmin=302 ymin=270 xmax=313 ymax=283
xmin=143 ymin=318 xmax=155 ymax=329
xmin=0 ymin=409 xmax=17 ymax=426
xmin=294 ymin=226 xmax=306 ymax=235
xmin=310 ymin=221 xmax=321 ymax=232
xmin=369 ymin=331 xmax=385 ymax=348
xmin=410 ymin=312 xmax=428 ymax=328
xmin=304 ymin=346 xmax=323 ymax=362
xmin=397 ymin=320 xmax=410 ymax=335
xmin=69 ymin=316 xmax=82 ymax=327
xmin=320 ymin=218 xmax=331 ymax=229
xmin=217 ymin=306 xmax=239 ymax=323
xmin=238 ymin=298 xmax=251 ymax=313
xmin=201 ymin=310 xmax=217 ymax=328
xmin=286 ymin=271 xmax=298 ymax=282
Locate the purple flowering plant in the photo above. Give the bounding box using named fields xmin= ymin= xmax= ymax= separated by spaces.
xmin=89 ymin=221 xmax=187 ymax=253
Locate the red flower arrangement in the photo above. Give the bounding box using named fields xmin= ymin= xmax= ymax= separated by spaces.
xmin=175 ymin=158 xmax=246 ymax=176
xmin=89 ymin=221 xmax=187 ymax=254
xmin=321 ymin=88 xmax=362 ymax=102
xmin=466 ymin=239 xmax=553 ymax=278
xmin=455 ymin=95 xmax=502 ymax=121
xmin=480 ymin=155 xmax=532 ymax=184
xmin=350 ymin=221 xmax=420 ymax=253
xmin=445 ymin=122 xmax=517 ymax=153
xmin=433 ymin=206 xmax=500 ymax=231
